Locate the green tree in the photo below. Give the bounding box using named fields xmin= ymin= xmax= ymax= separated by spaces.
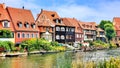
xmin=0 ymin=29 xmax=13 ymax=38
xmin=104 ymin=23 xmax=116 ymax=41
xmin=99 ymin=20 xmax=112 ymax=30
xmin=104 ymin=23 xmax=116 ymax=48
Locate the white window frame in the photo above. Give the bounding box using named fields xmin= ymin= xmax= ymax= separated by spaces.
xmin=56 ymin=26 xmax=60 ymax=31
xmin=56 ymin=35 xmax=60 ymax=40
xmin=22 ymin=33 xmax=25 ymax=38
xmin=61 ymin=27 xmax=65 ymax=31
xmin=61 ymin=35 xmax=65 ymax=40
xmin=2 ymin=21 xmax=10 ymax=28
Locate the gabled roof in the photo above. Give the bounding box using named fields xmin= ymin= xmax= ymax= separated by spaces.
xmin=0 ymin=3 xmax=14 ymax=31
xmin=7 ymin=7 xmax=39 ymax=31
xmin=62 ymin=18 xmax=74 ymax=27
xmin=63 ymin=18 xmax=82 ymax=33
xmin=36 ymin=9 xmax=65 ymax=26
xmin=79 ymin=21 xmax=96 ymax=30
xmin=113 ymin=17 xmax=120 ymax=25
xmin=0 ymin=4 xmax=10 ymax=21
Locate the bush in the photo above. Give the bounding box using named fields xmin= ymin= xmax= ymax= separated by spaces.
xmin=92 ymin=40 xmax=108 ymax=48
xmin=0 ymin=41 xmax=14 ymax=51
xmin=20 ymin=38 xmax=66 ymax=52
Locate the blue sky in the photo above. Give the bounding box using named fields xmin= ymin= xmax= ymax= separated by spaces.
xmin=1 ymin=0 xmax=120 ymax=23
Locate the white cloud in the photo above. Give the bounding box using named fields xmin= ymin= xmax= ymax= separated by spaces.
xmin=1 ymin=0 xmax=120 ymax=23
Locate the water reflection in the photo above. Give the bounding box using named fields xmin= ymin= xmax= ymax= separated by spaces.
xmin=0 ymin=48 xmax=120 ymax=68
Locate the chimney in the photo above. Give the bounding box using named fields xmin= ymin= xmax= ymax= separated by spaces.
xmin=22 ymin=6 xmax=24 ymax=9
xmin=2 ymin=3 xmax=6 ymax=9
xmin=41 ymin=9 xmax=43 ymax=12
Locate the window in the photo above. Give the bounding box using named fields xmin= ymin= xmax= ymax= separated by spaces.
xmin=51 ymin=14 xmax=55 ymax=17
xmin=31 ymin=34 xmax=34 ymax=38
xmin=66 ymin=35 xmax=69 ymax=39
xmin=76 ymin=34 xmax=79 ymax=38
xmin=18 ymin=33 xmax=20 ymax=38
xmin=61 ymin=35 xmax=65 ymax=40
xmin=22 ymin=33 xmax=25 ymax=38
xmin=24 ymin=22 xmax=29 ymax=28
xmin=31 ymin=23 xmax=35 ymax=29
xmin=26 ymin=34 xmax=30 ymax=38
xmin=35 ymin=34 xmax=38 ymax=38
xmin=66 ymin=27 xmax=68 ymax=31
xmin=17 ymin=22 xmax=22 ymax=28
xmin=46 ymin=27 xmax=49 ymax=32
xmin=61 ymin=27 xmax=65 ymax=31
xmin=60 ymin=20 xmax=62 ymax=23
xmin=3 ymin=21 xmax=10 ymax=28
xmin=56 ymin=26 xmax=60 ymax=31
xmin=56 ymin=35 xmax=60 ymax=40
xmin=56 ymin=19 xmax=58 ymax=23
xmin=71 ymin=28 xmax=75 ymax=32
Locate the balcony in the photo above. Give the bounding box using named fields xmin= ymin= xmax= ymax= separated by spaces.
xmin=84 ymin=38 xmax=93 ymax=41
xmin=97 ymin=35 xmax=105 ymax=37
xmin=85 ymin=32 xmax=96 ymax=35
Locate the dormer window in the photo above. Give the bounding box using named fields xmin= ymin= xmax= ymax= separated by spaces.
xmin=24 ymin=22 xmax=29 ymax=28
xmin=2 ymin=21 xmax=10 ymax=28
xmin=31 ymin=23 xmax=35 ymax=29
xmin=17 ymin=22 xmax=22 ymax=28
xmin=60 ymin=20 xmax=62 ymax=23
xmin=56 ymin=19 xmax=58 ymax=23
xmin=51 ymin=14 xmax=55 ymax=17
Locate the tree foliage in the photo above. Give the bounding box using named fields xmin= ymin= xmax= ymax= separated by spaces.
xmin=0 ymin=29 xmax=13 ymax=38
xmin=99 ymin=20 xmax=113 ymax=30
xmin=105 ymin=25 xmax=116 ymax=41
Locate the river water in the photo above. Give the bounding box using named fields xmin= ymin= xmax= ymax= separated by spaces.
xmin=0 ymin=48 xmax=120 ymax=68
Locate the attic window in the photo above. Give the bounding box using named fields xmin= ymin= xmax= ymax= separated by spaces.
xmin=31 ymin=23 xmax=35 ymax=29
xmin=51 ymin=14 xmax=55 ymax=17
xmin=17 ymin=22 xmax=22 ymax=28
xmin=24 ymin=22 xmax=29 ymax=28
xmin=3 ymin=21 xmax=10 ymax=28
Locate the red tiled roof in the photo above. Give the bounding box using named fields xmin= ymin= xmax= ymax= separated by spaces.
xmin=0 ymin=4 xmax=10 ymax=21
xmin=0 ymin=4 xmax=14 ymax=31
xmin=63 ymin=18 xmax=82 ymax=33
xmin=7 ymin=7 xmax=39 ymax=32
xmin=79 ymin=21 xmax=96 ymax=30
xmin=97 ymin=28 xmax=104 ymax=32
xmin=37 ymin=10 xmax=65 ymax=26
xmin=113 ymin=17 xmax=120 ymax=25
xmin=113 ymin=17 xmax=120 ymax=30
xmin=62 ymin=18 xmax=74 ymax=27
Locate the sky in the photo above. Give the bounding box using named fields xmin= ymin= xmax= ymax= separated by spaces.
xmin=0 ymin=0 xmax=120 ymax=23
